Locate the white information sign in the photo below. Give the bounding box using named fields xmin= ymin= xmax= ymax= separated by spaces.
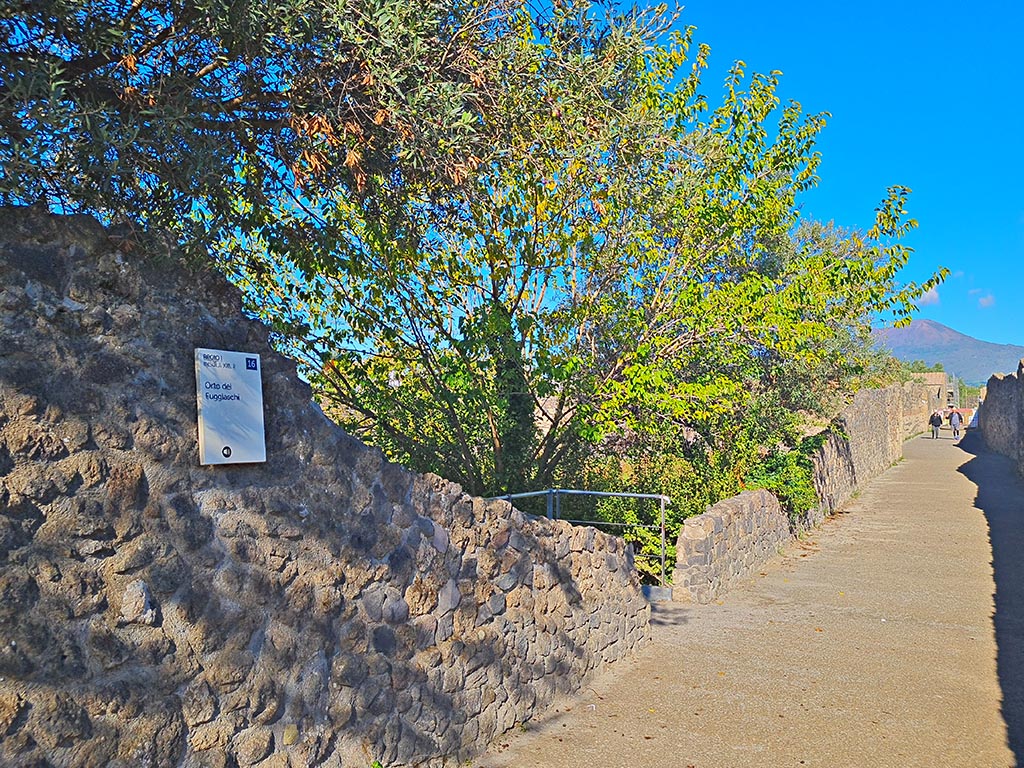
xmin=195 ymin=348 xmax=266 ymax=465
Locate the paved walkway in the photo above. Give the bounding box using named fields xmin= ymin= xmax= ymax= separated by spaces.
xmin=476 ymin=430 xmax=1023 ymax=767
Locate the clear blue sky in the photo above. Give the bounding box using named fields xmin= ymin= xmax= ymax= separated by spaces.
xmin=676 ymin=0 xmax=1024 ymax=345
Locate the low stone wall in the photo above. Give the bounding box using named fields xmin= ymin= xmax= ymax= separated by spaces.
xmin=0 ymin=208 xmax=650 ymax=767
xmin=809 ymin=384 xmax=913 ymax=522
xmin=978 ymin=362 xmax=1024 ymax=471
xmin=902 ymin=376 xmax=943 ymax=445
xmin=671 ymin=490 xmax=788 ymax=603
xmin=673 ymin=379 xmax=939 ymax=603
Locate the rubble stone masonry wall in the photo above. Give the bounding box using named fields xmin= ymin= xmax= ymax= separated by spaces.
xmin=978 ymin=362 xmax=1024 ymax=471
xmin=671 ymin=490 xmax=789 ymax=604
xmin=0 ymin=208 xmax=650 ymax=768
xmin=673 ymin=380 xmax=939 ymax=603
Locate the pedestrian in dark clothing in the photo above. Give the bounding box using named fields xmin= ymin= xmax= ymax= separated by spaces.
xmin=929 ymin=411 xmax=943 ymax=439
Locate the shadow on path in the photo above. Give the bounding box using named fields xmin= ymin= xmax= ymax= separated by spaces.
xmin=649 ymin=602 xmax=690 ymax=628
xmin=957 ymin=431 xmax=1024 ymax=761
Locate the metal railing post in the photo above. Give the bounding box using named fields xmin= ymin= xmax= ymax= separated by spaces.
xmin=660 ymin=495 xmax=667 ymax=588
xmin=546 ymin=489 xmax=554 ymax=520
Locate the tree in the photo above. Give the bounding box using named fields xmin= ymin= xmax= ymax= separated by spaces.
xmin=959 ymin=380 xmax=980 ymax=406
xmin=232 ymin=5 xmax=944 ymax=498
xmin=906 ymin=360 xmax=945 ymax=373
xmin=0 ymin=0 xmax=515 ymax=252
xmin=231 ymin=0 xmax=696 ymax=495
xmin=567 ymin=57 xmax=945 ymax=447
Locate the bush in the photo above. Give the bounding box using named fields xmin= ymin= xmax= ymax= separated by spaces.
xmin=742 ymin=446 xmax=818 ymax=523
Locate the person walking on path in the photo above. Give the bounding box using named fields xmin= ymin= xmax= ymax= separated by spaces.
xmin=930 ymin=410 xmax=943 ymax=438
xmin=950 ymin=409 xmax=964 ymax=439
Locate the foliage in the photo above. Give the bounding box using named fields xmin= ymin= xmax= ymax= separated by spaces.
xmin=0 ymin=0 xmax=516 ymax=253
xmin=741 ymin=446 xmax=818 ymax=524
xmin=905 ymin=359 xmax=945 ymax=373
xmin=232 ymin=0 xmax=697 ymax=495
xmin=4 ymin=0 xmax=948 ymax=546
xmin=230 ymin=2 xmax=945 ymax=499
xmin=959 ymin=380 xmax=981 ymax=407
xmin=578 ymin=437 xmax=746 ymax=584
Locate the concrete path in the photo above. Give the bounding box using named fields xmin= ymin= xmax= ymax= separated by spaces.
xmin=476 ymin=430 xmax=1023 ymax=767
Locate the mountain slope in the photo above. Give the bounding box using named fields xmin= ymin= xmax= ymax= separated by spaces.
xmin=873 ymin=319 xmax=1024 ymax=385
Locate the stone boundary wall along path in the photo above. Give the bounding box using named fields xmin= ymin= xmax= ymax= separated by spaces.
xmin=808 ymin=383 xmax=920 ymax=523
xmin=671 ymin=490 xmax=788 ymax=604
xmin=673 ymin=378 xmax=941 ymax=603
xmin=978 ymin=360 xmax=1024 ymax=471
xmin=0 ymin=208 xmax=651 ymax=768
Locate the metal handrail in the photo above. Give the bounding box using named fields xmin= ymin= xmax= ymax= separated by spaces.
xmin=489 ymin=488 xmax=671 ymax=587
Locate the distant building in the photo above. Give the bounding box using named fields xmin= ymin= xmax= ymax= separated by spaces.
xmin=914 ymin=371 xmax=957 ymax=412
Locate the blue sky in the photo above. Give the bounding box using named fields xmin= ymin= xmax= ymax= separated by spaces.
xmin=676 ymin=0 xmax=1024 ymax=345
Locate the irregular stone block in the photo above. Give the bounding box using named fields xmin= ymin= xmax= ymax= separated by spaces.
xmin=118 ymin=579 xmax=159 ymax=626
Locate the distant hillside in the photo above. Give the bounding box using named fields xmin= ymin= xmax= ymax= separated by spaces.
xmin=873 ymin=319 xmax=1024 ymax=385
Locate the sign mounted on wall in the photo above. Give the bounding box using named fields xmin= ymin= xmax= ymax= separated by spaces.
xmin=195 ymin=348 xmax=266 ymax=465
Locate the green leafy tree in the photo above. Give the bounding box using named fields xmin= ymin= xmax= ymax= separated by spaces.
xmin=233 ymin=6 xmax=944 ymax=506
xmin=959 ymin=380 xmax=980 ymax=406
xmin=0 ymin=0 xmax=516 ymax=250
xmin=232 ymin=1 xmax=700 ymax=495
xmin=570 ymin=56 xmax=946 ymax=448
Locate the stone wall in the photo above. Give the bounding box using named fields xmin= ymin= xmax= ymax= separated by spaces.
xmin=901 ymin=374 xmax=947 ymax=443
xmin=673 ymin=379 xmax=939 ymax=603
xmin=0 ymin=208 xmax=650 ymax=767
xmin=810 ymin=384 xmax=915 ymax=521
xmin=978 ymin=362 xmax=1024 ymax=471
xmin=671 ymin=490 xmax=788 ymax=604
